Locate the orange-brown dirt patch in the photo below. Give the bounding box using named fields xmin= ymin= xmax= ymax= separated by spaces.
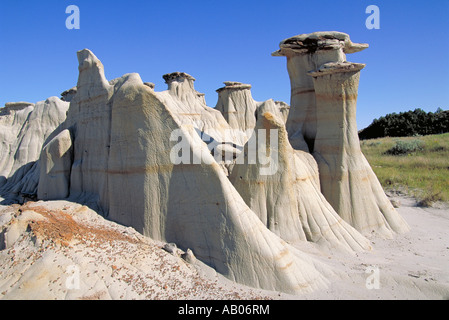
xmin=19 ymin=203 xmax=140 ymax=247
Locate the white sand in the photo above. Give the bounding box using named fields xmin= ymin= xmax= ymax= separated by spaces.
xmin=295 ymin=195 xmax=449 ymax=300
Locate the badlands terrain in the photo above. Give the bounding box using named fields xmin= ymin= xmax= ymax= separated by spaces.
xmin=0 ymin=31 xmax=448 ymax=300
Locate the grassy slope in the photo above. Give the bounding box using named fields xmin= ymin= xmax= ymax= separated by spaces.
xmin=360 ymin=133 xmax=449 ymax=206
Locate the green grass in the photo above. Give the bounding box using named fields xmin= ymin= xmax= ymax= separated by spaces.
xmin=360 ymin=132 xmax=449 ymax=206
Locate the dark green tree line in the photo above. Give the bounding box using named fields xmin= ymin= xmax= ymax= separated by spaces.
xmin=359 ymin=108 xmax=449 ymax=140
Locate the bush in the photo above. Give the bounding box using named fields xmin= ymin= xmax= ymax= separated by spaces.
xmin=417 ymin=191 xmax=442 ymax=207
xmin=384 ymin=140 xmax=423 ymax=156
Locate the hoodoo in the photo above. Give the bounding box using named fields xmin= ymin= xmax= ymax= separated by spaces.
xmin=215 ymin=81 xmax=257 ymax=136
xmin=272 ymin=31 xmax=368 ymax=152
xmin=159 ymin=72 xmax=247 ymax=146
xmin=229 ymin=100 xmax=372 ymax=252
xmin=273 ymin=31 xmax=409 ymax=237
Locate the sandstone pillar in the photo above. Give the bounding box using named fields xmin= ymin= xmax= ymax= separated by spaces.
xmin=272 ymin=32 xmax=367 ymax=152
xmin=215 ymin=81 xmax=257 ymax=136
xmin=308 ymin=58 xmax=409 ymax=238
xmin=274 ymin=32 xmax=409 ymax=237
xmin=229 ymin=100 xmax=372 ymax=252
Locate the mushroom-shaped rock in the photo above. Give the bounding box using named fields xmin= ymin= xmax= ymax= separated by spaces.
xmin=273 ymin=31 xmax=408 ymax=238
xmin=308 ymin=61 xmax=409 ymax=237
xmin=163 ymin=72 xmax=199 ymax=104
xmin=2 ymin=102 xmax=35 ymax=114
xmin=272 ymin=31 xmax=368 ymax=56
xmin=143 ymin=82 xmax=155 ymax=90
xmin=272 ymin=31 xmax=368 ymax=152
xmin=61 ymin=87 xmax=77 ymax=102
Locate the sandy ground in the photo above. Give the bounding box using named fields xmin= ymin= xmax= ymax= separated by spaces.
xmin=294 ymin=194 xmax=449 ymax=300
xmin=0 ymin=195 xmax=448 ymax=300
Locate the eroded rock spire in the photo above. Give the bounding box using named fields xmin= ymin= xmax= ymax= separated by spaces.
xmin=273 ymin=31 xmax=409 ymax=237
xmin=272 ymin=31 xmax=368 ymax=152
xmin=215 ymin=81 xmax=257 ymax=136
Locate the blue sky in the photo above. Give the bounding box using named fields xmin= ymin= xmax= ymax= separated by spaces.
xmin=1 ymin=0 xmax=448 ymax=129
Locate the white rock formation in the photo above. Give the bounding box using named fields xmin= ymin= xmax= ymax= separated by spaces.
xmin=273 ymin=31 xmax=409 ymax=237
xmin=214 ymin=82 xmax=290 ymax=137
xmin=215 ymin=81 xmax=257 ymax=135
xmin=0 ymin=98 xmax=69 ymax=203
xmin=229 ymin=100 xmax=371 ymax=252
xmin=32 ymin=49 xmax=332 ymax=294
xmin=157 ymin=72 xmax=247 ymax=148
xmin=38 ymin=129 xmax=73 ymax=200
xmin=272 ymin=31 xmax=368 ymax=152
xmin=309 ymin=62 xmax=409 ymax=237
xmin=0 ymin=31 xmax=410 ymax=296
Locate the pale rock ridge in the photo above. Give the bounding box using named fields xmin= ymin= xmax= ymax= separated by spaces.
xmin=63 ymin=49 xmax=114 ymax=213
xmin=38 ymin=129 xmax=73 ymax=200
xmin=0 ymin=98 xmax=69 ymax=203
xmin=35 ymin=49 xmax=331 ymax=294
xmin=229 ymin=100 xmax=372 ymax=252
xmin=273 ymin=31 xmax=409 ymax=237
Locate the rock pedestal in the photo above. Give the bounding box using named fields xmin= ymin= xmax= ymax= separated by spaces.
xmin=309 ymin=61 xmax=409 ymax=236
xmin=272 ymin=31 xmax=368 ymax=152
xmin=273 ymin=32 xmax=409 ymax=237
xmin=215 ymin=81 xmax=257 ymax=136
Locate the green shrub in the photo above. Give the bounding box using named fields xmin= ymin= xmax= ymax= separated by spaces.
xmin=417 ymin=191 xmax=442 ymax=207
xmin=384 ymin=140 xmax=423 ymax=156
